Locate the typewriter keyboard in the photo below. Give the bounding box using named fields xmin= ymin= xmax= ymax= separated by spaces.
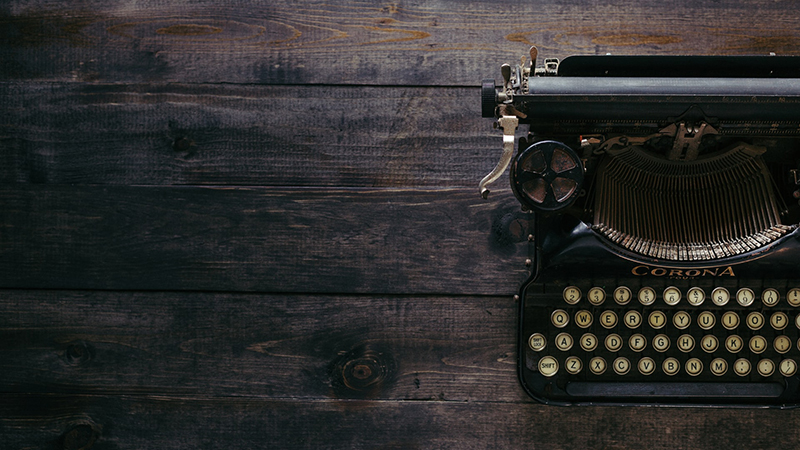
xmin=525 ymin=285 xmax=800 ymax=384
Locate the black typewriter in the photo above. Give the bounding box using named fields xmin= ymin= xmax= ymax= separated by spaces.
xmin=480 ymin=47 xmax=800 ymax=406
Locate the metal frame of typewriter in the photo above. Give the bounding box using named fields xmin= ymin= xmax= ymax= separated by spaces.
xmin=481 ymin=47 xmax=800 ymax=407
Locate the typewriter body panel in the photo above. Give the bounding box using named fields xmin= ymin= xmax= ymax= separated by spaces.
xmin=481 ymin=49 xmax=800 ymax=406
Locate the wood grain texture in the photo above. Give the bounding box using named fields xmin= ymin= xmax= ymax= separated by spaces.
xmin=2 ymin=0 xmax=800 ymax=85
xmin=2 ymin=394 xmax=800 ymax=450
xmin=0 ymin=186 xmax=532 ymax=294
xmin=0 ymin=83 xmax=499 ymax=187
xmin=0 ymin=290 xmax=521 ymax=401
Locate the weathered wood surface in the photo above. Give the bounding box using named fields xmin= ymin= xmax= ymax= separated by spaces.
xmin=3 ymin=394 xmax=800 ymax=450
xmin=0 ymin=186 xmax=531 ymax=294
xmin=2 ymin=0 xmax=800 ymax=85
xmin=0 ymin=83 xmax=497 ymax=187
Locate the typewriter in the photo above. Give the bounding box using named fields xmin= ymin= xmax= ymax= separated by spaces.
xmin=481 ymin=47 xmax=800 ymax=406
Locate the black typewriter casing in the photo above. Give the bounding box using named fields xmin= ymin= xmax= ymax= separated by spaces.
xmin=484 ymin=53 xmax=800 ymax=406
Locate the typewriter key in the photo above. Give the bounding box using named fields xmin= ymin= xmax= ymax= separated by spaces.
xmin=673 ymin=311 xmax=691 ymax=330
xmin=575 ymin=310 xmax=593 ymax=328
xmin=710 ymin=358 xmax=728 ymax=376
xmin=774 ymin=335 xmax=792 ymax=354
xmin=653 ymin=334 xmax=670 ymax=352
xmin=605 ymin=334 xmax=623 ymax=352
xmin=589 ymin=357 xmax=607 ymax=375
xmin=663 ymin=358 xmax=680 ymax=376
xmin=663 ymin=286 xmax=681 ymax=306
xmin=624 ymin=310 xmax=642 ymax=328
xmin=629 ymin=334 xmax=646 ymax=352
xmin=678 ymin=334 xmax=695 ymax=352
xmin=711 ymin=287 xmax=730 ymax=306
xmin=563 ymin=286 xmax=581 ymax=305
xmin=701 ymin=335 xmax=719 ymax=353
xmin=538 ymin=356 xmax=559 ymax=377
xmin=788 ymin=288 xmax=800 ymax=307
xmin=555 ymin=332 xmax=574 ymax=351
xmin=529 ymin=333 xmax=546 ymax=351
xmin=686 ymin=358 xmax=703 ymax=376
xmin=638 ymin=287 xmax=656 ymax=306
xmin=687 ymin=287 xmax=705 ymax=306
xmin=648 ymin=311 xmax=666 ymax=329
xmin=757 ymin=359 xmax=775 ymax=377
xmin=726 ymin=335 xmax=743 ymax=353
xmin=762 ymin=288 xmax=780 ymax=307
xmin=613 ymin=357 xmax=631 ymax=375
xmin=796 ymin=314 xmax=800 ymax=330
xmin=587 ymin=287 xmax=606 ymax=306
xmin=551 ymin=309 xmax=570 ymax=328
xmin=698 ymin=311 xmax=716 ymax=330
xmin=780 ymin=359 xmax=798 ymax=377
xmin=750 ymin=335 xmax=768 ymax=354
xmin=565 ymin=356 xmax=582 ymax=374
xmin=600 ymin=310 xmax=618 ymax=329
xmin=638 ymin=357 xmax=656 ymax=375
xmin=734 ymin=358 xmax=752 ymax=376
xmin=614 ymin=286 xmax=632 ymax=305
xmin=771 ymin=312 xmax=789 ymax=330
xmin=737 ymin=288 xmax=755 ymax=307
xmin=721 ymin=311 xmax=740 ymax=330
xmin=747 ymin=312 xmax=765 ymax=330
xmin=580 ymin=333 xmax=598 ymax=351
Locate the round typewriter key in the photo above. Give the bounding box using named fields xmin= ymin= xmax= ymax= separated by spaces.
xmin=613 ymin=357 xmax=631 ymax=375
xmin=629 ymin=333 xmax=646 ymax=352
xmin=710 ymin=358 xmax=728 ymax=376
xmin=638 ymin=287 xmax=656 ymax=306
xmin=678 ymin=334 xmax=695 ymax=352
xmin=565 ymin=356 xmax=583 ymax=374
xmin=788 ymin=288 xmax=800 ymax=307
xmin=780 ymin=359 xmax=798 ymax=377
xmin=574 ymin=310 xmax=593 ymax=328
xmin=762 ymin=288 xmax=780 ymax=307
xmin=701 ymin=335 xmax=719 ymax=353
xmin=599 ymin=310 xmax=618 ymax=329
xmin=605 ymin=333 xmax=623 ymax=352
xmin=726 ymin=335 xmax=743 ymax=353
xmin=687 ymin=287 xmax=705 ymax=306
xmin=757 ymin=359 xmax=775 ymax=377
xmin=796 ymin=313 xmax=800 ymax=330
xmin=672 ymin=311 xmax=691 ymax=330
xmin=587 ymin=287 xmax=606 ymax=306
xmin=736 ymin=288 xmax=755 ymax=307
xmin=774 ymin=335 xmax=792 ymax=354
xmin=750 ymin=335 xmax=768 ymax=354
xmin=563 ymin=286 xmax=582 ymax=304
xmin=697 ymin=311 xmax=716 ymax=330
xmin=771 ymin=312 xmax=789 ymax=330
xmin=734 ymin=358 xmax=751 ymax=376
xmin=653 ymin=334 xmax=670 ymax=352
xmin=648 ymin=311 xmax=667 ymax=329
xmin=638 ymin=357 xmax=656 ymax=375
xmin=589 ymin=356 xmax=607 ymax=375
xmin=721 ymin=311 xmax=740 ymax=330
xmin=529 ymin=333 xmax=547 ymax=351
xmin=623 ymin=310 xmax=642 ymax=329
xmin=711 ymin=287 xmax=730 ymax=306
xmin=580 ymin=333 xmax=598 ymax=351
xmin=555 ymin=332 xmax=574 ymax=351
xmin=614 ymin=286 xmax=632 ymax=305
xmin=551 ymin=309 xmax=570 ymax=328
xmin=663 ymin=286 xmax=681 ymax=306
xmin=686 ymin=358 xmax=703 ymax=376
xmin=746 ymin=312 xmax=765 ymax=330
xmin=538 ymin=356 xmax=559 ymax=377
xmin=662 ymin=357 xmax=680 ymax=376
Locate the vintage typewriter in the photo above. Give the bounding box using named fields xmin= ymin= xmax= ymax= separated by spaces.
xmin=481 ymin=47 xmax=800 ymax=406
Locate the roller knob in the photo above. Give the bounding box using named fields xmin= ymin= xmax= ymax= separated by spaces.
xmin=511 ymin=140 xmax=584 ymax=212
xmin=481 ymin=79 xmax=497 ymax=118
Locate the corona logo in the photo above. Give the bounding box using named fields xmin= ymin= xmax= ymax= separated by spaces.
xmin=631 ymin=265 xmax=735 ymax=277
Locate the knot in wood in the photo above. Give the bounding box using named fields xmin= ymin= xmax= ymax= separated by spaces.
xmin=60 ymin=423 xmax=99 ymax=450
xmin=65 ymin=341 xmax=94 ymax=365
xmin=330 ymin=344 xmax=395 ymax=398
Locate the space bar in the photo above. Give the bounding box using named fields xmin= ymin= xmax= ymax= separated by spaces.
xmin=566 ymin=381 xmax=784 ymax=398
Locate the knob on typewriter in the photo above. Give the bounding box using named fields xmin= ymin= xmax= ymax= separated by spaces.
xmin=511 ymin=140 xmax=584 ymax=212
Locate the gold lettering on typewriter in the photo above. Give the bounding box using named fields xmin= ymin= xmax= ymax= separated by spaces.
xmin=631 ymin=265 xmax=735 ymax=278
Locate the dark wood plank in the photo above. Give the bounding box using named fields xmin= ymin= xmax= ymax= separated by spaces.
xmin=0 ymin=83 xmax=499 ymax=187
xmin=2 ymin=0 xmax=800 ymax=85
xmin=0 ymin=290 xmax=522 ymax=401
xmin=0 ymin=186 xmax=532 ymax=294
xmin=3 ymin=394 xmax=800 ymax=449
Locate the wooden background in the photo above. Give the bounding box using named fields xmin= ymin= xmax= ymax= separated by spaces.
xmin=3 ymin=1 xmax=800 ymax=448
